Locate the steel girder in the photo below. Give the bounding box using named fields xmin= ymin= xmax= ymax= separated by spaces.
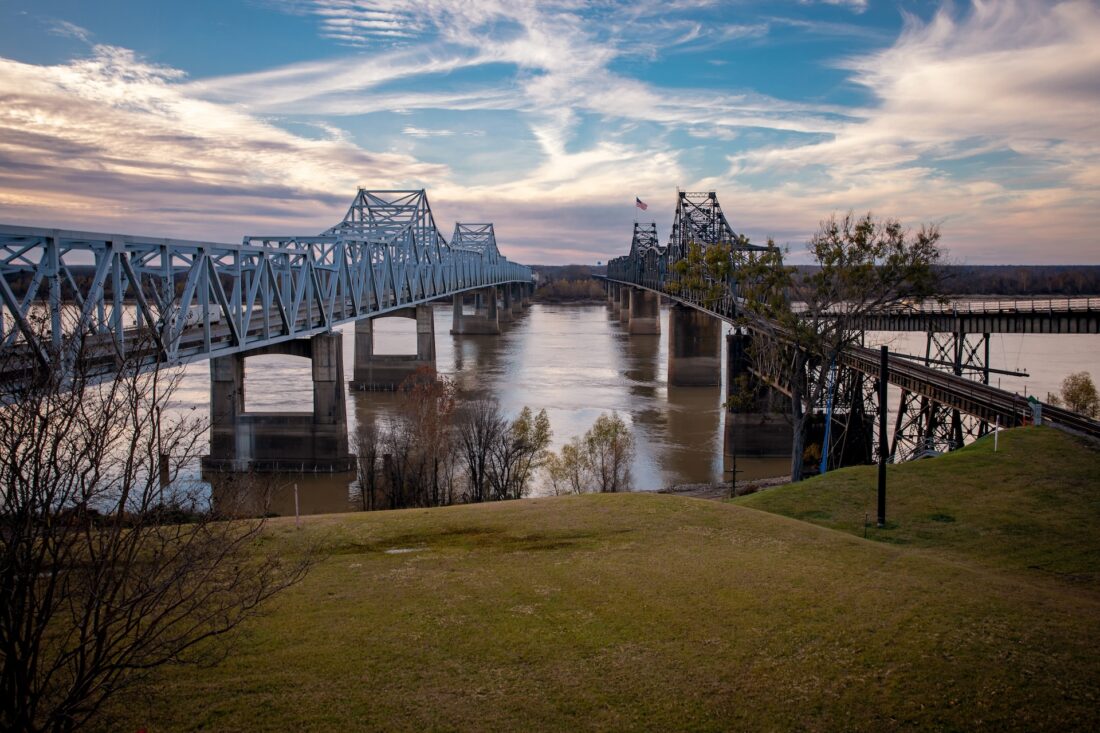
xmin=451 ymin=223 xmax=502 ymax=263
xmin=890 ymin=331 xmax=991 ymax=460
xmin=0 ymin=189 xmax=532 ymax=386
xmin=608 ymin=191 xmax=765 ymax=292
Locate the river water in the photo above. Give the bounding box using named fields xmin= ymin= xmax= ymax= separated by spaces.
xmin=169 ymin=302 xmax=1100 ymax=515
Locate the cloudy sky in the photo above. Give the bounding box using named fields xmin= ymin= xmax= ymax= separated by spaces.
xmin=0 ymin=0 xmax=1097 ymax=264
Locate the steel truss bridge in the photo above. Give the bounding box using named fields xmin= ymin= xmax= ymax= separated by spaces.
xmin=0 ymin=189 xmax=532 ymax=386
xmin=605 ymin=191 xmax=1100 ymax=465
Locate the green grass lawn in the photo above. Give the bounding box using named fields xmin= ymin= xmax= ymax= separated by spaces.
xmin=107 ymin=428 xmax=1100 ymax=732
xmin=735 ymin=426 xmax=1100 ymax=582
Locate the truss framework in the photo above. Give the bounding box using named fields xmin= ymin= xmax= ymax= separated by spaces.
xmin=890 ymin=331 xmax=991 ymax=460
xmin=609 ymin=191 xmax=765 ymax=292
xmin=0 ymin=189 xmax=531 ymax=385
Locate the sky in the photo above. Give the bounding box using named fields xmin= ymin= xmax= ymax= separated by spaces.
xmin=0 ymin=0 xmax=1097 ymax=265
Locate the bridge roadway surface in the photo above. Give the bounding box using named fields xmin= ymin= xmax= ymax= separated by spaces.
xmin=600 ymin=277 xmax=1100 ymax=440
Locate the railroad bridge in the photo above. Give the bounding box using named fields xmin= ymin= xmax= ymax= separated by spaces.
xmin=603 ymin=192 xmax=1100 ymax=469
xmin=0 ymin=189 xmax=533 ymax=472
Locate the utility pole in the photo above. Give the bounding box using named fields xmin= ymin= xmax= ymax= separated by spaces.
xmin=878 ymin=345 xmax=888 ymax=528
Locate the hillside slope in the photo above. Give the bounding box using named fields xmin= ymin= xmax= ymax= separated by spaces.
xmin=735 ymin=426 xmax=1100 ymax=582
xmin=107 ymin=468 xmax=1100 ymax=731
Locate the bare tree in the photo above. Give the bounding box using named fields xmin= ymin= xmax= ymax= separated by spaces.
xmin=398 ymin=369 xmax=457 ymax=507
xmin=0 ymin=327 xmax=308 ymax=732
xmin=353 ymin=418 xmax=384 ymax=511
xmin=455 ymin=400 xmax=506 ymax=503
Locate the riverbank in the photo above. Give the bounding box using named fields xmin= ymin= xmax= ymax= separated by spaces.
xmin=659 ymin=474 xmax=790 ymax=500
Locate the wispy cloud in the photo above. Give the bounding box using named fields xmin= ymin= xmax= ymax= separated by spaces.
xmin=46 ymin=19 xmax=91 ymax=43
xmin=0 ymin=0 xmax=1097 ymax=264
xmin=719 ymin=0 xmax=1100 ymax=261
xmin=402 ymin=126 xmax=455 ymax=137
xmin=0 ymin=45 xmax=448 ymax=239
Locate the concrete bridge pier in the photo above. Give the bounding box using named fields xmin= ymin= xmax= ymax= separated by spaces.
xmin=451 ymin=287 xmax=500 ymax=335
xmin=351 ymin=305 xmax=435 ymax=390
xmin=510 ymin=283 xmax=524 ymax=315
xmin=723 ymin=331 xmax=791 ymax=458
xmin=521 ymin=282 xmax=533 ymax=307
xmin=499 ymin=285 xmax=514 ymax=323
xmin=202 ymin=331 xmax=354 ymax=473
xmin=627 ymin=288 xmax=660 ymax=335
xmin=668 ymin=303 xmax=720 ymax=385
xmin=618 ymin=285 xmax=631 ymax=323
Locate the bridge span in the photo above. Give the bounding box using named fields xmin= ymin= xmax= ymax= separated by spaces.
xmin=601 ymin=191 xmax=1100 ymax=467
xmin=0 ymin=188 xmax=534 ymax=472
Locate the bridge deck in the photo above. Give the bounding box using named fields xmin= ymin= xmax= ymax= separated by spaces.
xmin=601 ymin=278 xmax=1100 ymax=439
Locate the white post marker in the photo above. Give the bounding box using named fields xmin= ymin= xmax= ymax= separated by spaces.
xmin=294 ymin=483 xmax=301 ymax=529
xmin=994 ymin=416 xmax=1000 ymax=452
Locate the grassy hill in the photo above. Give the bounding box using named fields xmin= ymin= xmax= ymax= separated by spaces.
xmin=106 ymin=428 xmax=1100 ymax=731
xmin=735 ymin=426 xmax=1100 ymax=582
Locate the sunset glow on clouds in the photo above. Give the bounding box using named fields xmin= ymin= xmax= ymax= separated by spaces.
xmin=0 ymin=0 xmax=1098 ymax=264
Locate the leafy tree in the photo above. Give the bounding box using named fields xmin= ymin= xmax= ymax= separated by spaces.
xmin=0 ymin=327 xmax=308 ymax=732
xmin=545 ymin=438 xmax=590 ymax=495
xmin=585 ymin=412 xmax=635 ymax=493
xmin=1047 ymin=372 xmax=1099 ymax=417
xmin=489 ymin=407 xmax=552 ymax=500
xmin=666 ymin=241 xmax=734 ymax=306
xmin=733 ymin=213 xmax=942 ymax=481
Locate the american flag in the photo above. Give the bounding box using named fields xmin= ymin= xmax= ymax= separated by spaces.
xmin=635 ymin=197 xmax=648 ymax=211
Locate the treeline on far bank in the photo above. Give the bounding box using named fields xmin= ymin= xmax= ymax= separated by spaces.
xmin=6 ymin=263 xmax=1099 ymax=303
xmin=530 ymin=263 xmax=1100 ymax=300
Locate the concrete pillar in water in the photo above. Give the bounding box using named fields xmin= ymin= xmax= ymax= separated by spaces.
xmin=618 ymin=285 xmax=631 ymax=323
xmin=350 ymin=305 xmax=436 ymax=390
xmin=608 ymin=282 xmax=618 ymax=307
xmin=724 ymin=331 xmax=791 ymax=457
xmin=451 ymin=287 xmax=501 ymax=335
xmin=627 ymin=288 xmax=660 ymax=335
xmin=668 ymin=303 xmax=720 ymax=386
xmin=202 ymin=331 xmax=354 ymax=473
xmin=499 ymin=284 xmax=514 ymax=322
xmin=521 ymin=282 xmax=533 ymax=307
xmin=511 ymin=283 xmax=524 ymax=315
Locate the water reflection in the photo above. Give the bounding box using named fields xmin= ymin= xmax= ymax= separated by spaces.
xmin=209 ymin=472 xmax=359 ymax=517
xmin=176 ymin=303 xmax=1100 ymax=514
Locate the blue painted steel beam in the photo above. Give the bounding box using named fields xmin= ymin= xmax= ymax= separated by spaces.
xmin=0 ymin=189 xmax=532 ymax=384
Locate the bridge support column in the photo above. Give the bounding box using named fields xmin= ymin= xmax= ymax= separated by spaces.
xmin=627 ymin=288 xmax=660 ymax=335
xmin=451 ymin=287 xmax=500 ymax=335
xmin=522 ymin=282 xmax=533 ymax=307
xmin=607 ymin=282 xmax=618 ymax=307
xmin=351 ymin=305 xmax=435 ymax=390
xmin=202 ymin=331 xmax=354 ymax=473
xmin=618 ymin=286 xmax=631 ymax=323
xmin=499 ymin=285 xmax=514 ymax=323
xmin=510 ymin=283 xmax=524 ymax=315
xmin=723 ymin=331 xmax=791 ymax=458
xmin=668 ymin=304 xmax=720 ymax=385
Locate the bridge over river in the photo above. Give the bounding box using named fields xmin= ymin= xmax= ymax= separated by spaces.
xmin=0 ymin=189 xmax=533 ymax=472
xmin=603 ymin=192 xmax=1100 ymax=466
xmin=3 ymin=188 xmax=1097 ymax=478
